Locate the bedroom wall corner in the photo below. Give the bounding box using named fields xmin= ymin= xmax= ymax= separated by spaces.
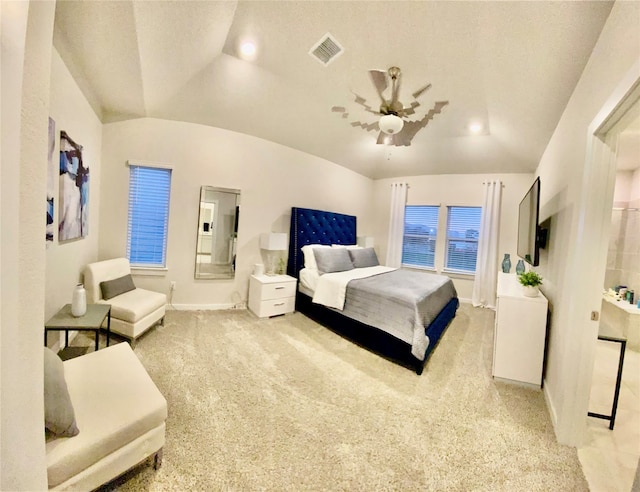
xmin=45 ymin=47 xmax=103 ymax=323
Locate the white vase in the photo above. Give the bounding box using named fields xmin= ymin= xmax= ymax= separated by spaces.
xmin=71 ymin=283 xmax=87 ymax=317
xmin=523 ymin=285 xmax=539 ymax=297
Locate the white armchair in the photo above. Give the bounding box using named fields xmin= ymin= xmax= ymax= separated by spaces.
xmin=83 ymin=258 xmax=166 ymax=342
xmin=45 ymin=342 xmax=167 ymax=490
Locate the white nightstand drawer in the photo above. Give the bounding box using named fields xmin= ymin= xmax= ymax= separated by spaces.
xmin=256 ymin=296 xmax=295 ymax=317
xmin=260 ymin=281 xmax=296 ymax=300
xmin=248 ymin=274 xmax=297 ymax=318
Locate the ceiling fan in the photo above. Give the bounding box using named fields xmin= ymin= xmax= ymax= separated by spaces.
xmin=332 ymin=66 xmax=449 ymax=146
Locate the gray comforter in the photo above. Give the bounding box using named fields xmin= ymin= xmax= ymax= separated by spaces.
xmin=340 ymin=269 xmax=457 ymax=360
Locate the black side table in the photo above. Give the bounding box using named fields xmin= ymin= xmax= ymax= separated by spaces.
xmin=45 ymin=304 xmax=111 ymax=352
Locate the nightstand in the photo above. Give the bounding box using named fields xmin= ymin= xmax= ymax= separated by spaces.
xmin=248 ymin=274 xmax=297 ymax=318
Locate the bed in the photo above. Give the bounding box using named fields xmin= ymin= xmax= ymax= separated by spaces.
xmin=286 ymin=207 xmax=459 ymax=374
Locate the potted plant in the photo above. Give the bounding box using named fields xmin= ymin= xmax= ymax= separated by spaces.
xmin=518 ymin=270 xmax=543 ymax=297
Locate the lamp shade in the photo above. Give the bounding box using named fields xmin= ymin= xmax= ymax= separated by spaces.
xmin=379 ymin=114 xmax=404 ymax=135
xmin=260 ymin=233 xmax=288 ymax=251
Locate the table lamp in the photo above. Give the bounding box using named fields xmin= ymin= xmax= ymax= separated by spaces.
xmin=260 ymin=233 xmax=288 ymax=275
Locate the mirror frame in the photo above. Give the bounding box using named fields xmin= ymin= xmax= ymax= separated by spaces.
xmin=194 ymin=186 xmax=240 ymax=279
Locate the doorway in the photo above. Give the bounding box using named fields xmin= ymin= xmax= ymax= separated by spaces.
xmin=578 ymin=96 xmax=640 ymax=491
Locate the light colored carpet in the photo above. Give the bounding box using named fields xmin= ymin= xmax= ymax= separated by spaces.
xmin=97 ymin=303 xmax=588 ymax=491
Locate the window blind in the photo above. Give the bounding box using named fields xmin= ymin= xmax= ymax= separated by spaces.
xmin=445 ymin=206 xmax=481 ymax=273
xmin=126 ymin=165 xmax=172 ymax=267
xmin=402 ymin=205 xmax=439 ymax=268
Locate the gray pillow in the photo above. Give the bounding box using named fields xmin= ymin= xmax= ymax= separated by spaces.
xmin=44 ymin=347 xmax=79 ymax=437
xmin=349 ymin=247 xmax=380 ymax=268
xmin=313 ymin=247 xmax=354 ymax=274
xmin=100 ymin=274 xmax=136 ymax=300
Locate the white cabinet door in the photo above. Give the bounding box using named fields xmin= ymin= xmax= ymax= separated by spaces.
xmin=493 ymin=272 xmax=548 ymax=386
xmin=494 ymin=296 xmax=547 ymax=385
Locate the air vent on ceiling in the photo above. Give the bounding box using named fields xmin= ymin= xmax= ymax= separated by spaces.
xmin=309 ymin=33 xmax=344 ymax=66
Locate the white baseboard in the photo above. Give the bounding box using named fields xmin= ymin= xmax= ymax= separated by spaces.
xmin=543 ymin=378 xmax=558 ymax=432
xmin=168 ymin=302 xmax=247 ymax=311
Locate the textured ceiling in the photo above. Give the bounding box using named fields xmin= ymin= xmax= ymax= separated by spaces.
xmin=53 ymin=1 xmax=617 ymax=179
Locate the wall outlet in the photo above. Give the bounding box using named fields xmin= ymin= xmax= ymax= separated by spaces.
xmin=170 ymin=281 xmax=176 ymax=291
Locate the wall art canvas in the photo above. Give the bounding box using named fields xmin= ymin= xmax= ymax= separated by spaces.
xmin=46 ymin=117 xmax=55 ymax=242
xmin=58 ymin=131 xmax=89 ymax=241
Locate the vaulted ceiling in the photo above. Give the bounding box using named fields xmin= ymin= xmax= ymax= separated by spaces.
xmin=53 ymin=1 xmax=617 ymax=179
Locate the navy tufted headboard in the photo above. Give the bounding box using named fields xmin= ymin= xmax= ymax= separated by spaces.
xmin=287 ymin=207 xmax=357 ymax=278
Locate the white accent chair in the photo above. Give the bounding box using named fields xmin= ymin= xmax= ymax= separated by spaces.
xmin=83 ymin=258 xmax=167 ymax=343
xmin=46 ymin=342 xmax=167 ymax=490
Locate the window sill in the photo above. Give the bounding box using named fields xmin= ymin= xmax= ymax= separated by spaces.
xmin=442 ymin=268 xmax=475 ymax=279
xmin=401 ymin=264 xmax=437 ymax=272
xmin=131 ymin=267 xmax=168 ymax=277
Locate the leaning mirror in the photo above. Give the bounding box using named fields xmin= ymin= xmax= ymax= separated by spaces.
xmin=195 ymin=186 xmax=240 ymax=279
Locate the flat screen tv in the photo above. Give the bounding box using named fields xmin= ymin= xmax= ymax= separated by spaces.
xmin=517 ymin=177 xmax=543 ymax=266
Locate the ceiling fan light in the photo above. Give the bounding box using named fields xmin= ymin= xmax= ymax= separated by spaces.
xmin=379 ymin=114 xmax=404 ymax=135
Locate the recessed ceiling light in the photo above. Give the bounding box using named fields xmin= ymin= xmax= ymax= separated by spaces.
xmin=239 ymin=41 xmax=257 ymax=60
xmin=469 ymin=122 xmax=483 ymax=134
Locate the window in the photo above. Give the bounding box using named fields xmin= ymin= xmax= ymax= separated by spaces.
xmin=445 ymin=206 xmax=481 ymax=273
xmin=126 ymin=164 xmax=172 ymax=268
xmin=402 ymin=205 xmax=439 ymax=268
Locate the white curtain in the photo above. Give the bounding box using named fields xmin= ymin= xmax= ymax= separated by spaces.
xmin=386 ymin=182 xmax=408 ymax=268
xmin=472 ymin=180 xmax=502 ymax=308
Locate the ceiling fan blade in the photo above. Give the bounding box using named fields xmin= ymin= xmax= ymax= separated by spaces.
xmin=376 ymin=128 xmax=412 ymax=147
xmin=400 ymin=84 xmax=433 ymax=116
xmin=433 ymin=100 xmax=449 ymax=112
xmin=351 ymin=91 xmax=382 ymax=115
xmin=377 ymin=132 xmax=400 ymax=145
xmin=394 ymin=131 xmax=412 ymax=146
xmin=351 ymin=120 xmax=379 ymax=133
xmin=402 ymin=103 xmax=419 ymax=117
xmin=331 ymin=106 xmax=350 ymax=119
xmin=412 ymin=83 xmax=432 ymax=99
xmin=405 ymin=100 xmax=450 ymax=134
xmin=369 ymin=70 xmax=389 ymax=105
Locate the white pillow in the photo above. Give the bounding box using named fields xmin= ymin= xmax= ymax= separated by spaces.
xmin=301 ymin=244 xmax=331 ymax=270
xmin=331 ymin=244 xmax=362 ymax=249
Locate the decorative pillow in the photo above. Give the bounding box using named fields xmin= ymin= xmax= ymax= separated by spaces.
xmin=100 ymin=274 xmax=136 ymax=300
xmin=301 ymin=244 xmax=331 ymax=270
xmin=313 ymin=247 xmax=354 ymax=274
xmin=44 ymin=347 xmax=79 ymax=437
xmin=349 ymin=247 xmax=380 ymax=268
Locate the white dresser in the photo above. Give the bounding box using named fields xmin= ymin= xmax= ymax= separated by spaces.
xmin=493 ymin=272 xmax=548 ymax=387
xmin=248 ymin=274 xmax=297 ymax=318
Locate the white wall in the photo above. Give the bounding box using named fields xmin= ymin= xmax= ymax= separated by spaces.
xmin=99 ymin=118 xmax=374 ymax=308
xmin=612 ymin=169 xmax=640 ymax=208
xmin=613 ymin=170 xmax=633 ymax=207
xmin=534 ymin=0 xmax=640 ymax=444
xmin=46 ymin=48 xmax=102 ymax=322
xmin=372 ymin=174 xmax=534 ymax=300
xmin=630 ymin=168 xmax=640 ymax=208
xmin=0 ymin=1 xmax=54 ymax=489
